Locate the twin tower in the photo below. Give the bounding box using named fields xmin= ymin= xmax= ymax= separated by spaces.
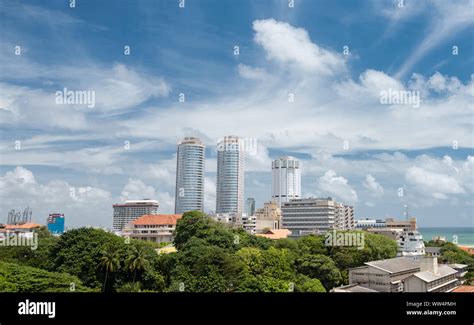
xmin=174 ymin=136 xmax=301 ymax=215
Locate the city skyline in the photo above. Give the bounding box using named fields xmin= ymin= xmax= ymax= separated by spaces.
xmin=0 ymin=0 xmax=473 ymax=228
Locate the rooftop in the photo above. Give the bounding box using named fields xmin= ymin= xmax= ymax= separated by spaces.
xmin=413 ymin=265 xmax=457 ymax=283
xmin=331 ymin=284 xmax=378 ymax=293
xmin=425 ymin=247 xmax=441 ymax=253
xmin=132 ymin=214 xmax=182 ymax=226
xmin=366 ymin=257 xmax=420 ymax=274
xmin=256 ymin=229 xmax=291 ymax=240
xmin=4 ymin=223 xmax=42 ymax=230
xmin=452 ymin=286 xmax=474 ymax=293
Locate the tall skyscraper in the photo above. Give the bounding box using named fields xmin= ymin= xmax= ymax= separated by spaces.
xmin=271 ymin=156 xmax=301 ymax=206
xmin=245 ymin=198 xmax=255 ymax=216
xmin=175 ymin=137 xmax=206 ymax=214
xmin=47 ymin=213 xmax=65 ymax=235
xmin=113 ymin=199 xmax=159 ymax=231
xmin=216 ymin=135 xmax=245 ymax=214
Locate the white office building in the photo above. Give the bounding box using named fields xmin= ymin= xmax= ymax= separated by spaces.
xmin=271 ymin=156 xmax=301 ymax=207
xmin=113 ymin=199 xmax=159 ymax=231
xmin=282 ymin=197 xmax=354 ymax=237
xmin=175 ymin=137 xmax=205 ymax=214
xmin=216 ymin=135 xmax=245 ymax=214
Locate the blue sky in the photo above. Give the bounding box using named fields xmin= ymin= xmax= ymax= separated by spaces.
xmin=0 ymin=0 xmax=473 ymax=228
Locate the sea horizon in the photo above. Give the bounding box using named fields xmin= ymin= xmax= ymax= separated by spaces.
xmin=418 ymin=227 xmax=474 ymax=246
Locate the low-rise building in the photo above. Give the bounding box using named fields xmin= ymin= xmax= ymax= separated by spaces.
xmin=448 ymin=263 xmax=469 ymax=286
xmin=425 ymin=247 xmax=441 ymax=257
xmin=367 ymin=228 xmax=404 ymax=240
xmin=385 ymin=217 xmax=417 ymax=231
xmin=404 ymin=257 xmax=458 ymax=292
xmin=124 ymin=214 xmax=182 ymax=244
xmin=349 ymin=257 xmax=420 ymax=292
xmin=331 ymin=284 xmax=378 ymax=293
xmin=355 ymin=218 xmax=386 ymax=229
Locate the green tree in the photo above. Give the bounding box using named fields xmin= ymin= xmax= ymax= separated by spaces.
xmin=296 ymin=254 xmax=342 ymax=290
xmin=99 ymin=246 xmax=120 ymax=292
xmin=0 ymin=261 xmax=90 ymax=292
xmin=126 ymin=245 xmax=150 ymax=283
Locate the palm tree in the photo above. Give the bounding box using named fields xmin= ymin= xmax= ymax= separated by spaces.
xmin=100 ymin=247 xmax=120 ymax=292
xmin=126 ymin=245 xmax=150 ymax=284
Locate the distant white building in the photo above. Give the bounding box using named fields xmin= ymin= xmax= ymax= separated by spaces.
xmin=113 ymin=199 xmax=159 ymax=231
xmin=355 ymin=218 xmax=386 ymax=229
xmin=397 ymin=230 xmax=425 ymax=259
xmin=123 ymin=214 xmax=182 ymax=244
xmin=271 ymin=156 xmax=301 ymax=207
xmin=281 ymin=197 xmax=354 ymax=237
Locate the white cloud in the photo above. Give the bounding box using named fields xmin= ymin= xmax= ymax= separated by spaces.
xmin=316 ymin=170 xmax=358 ymax=204
xmin=237 ymin=64 xmax=268 ymax=80
xmin=252 ymin=19 xmax=346 ymax=76
xmin=120 ymin=178 xmax=174 ymax=213
xmin=405 ymin=166 xmax=465 ymax=198
xmin=363 ymin=174 xmax=384 ymax=197
xmin=0 ymin=167 xmax=112 ymax=227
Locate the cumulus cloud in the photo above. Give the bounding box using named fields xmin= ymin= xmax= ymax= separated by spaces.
xmin=252 ymin=19 xmax=346 ymax=76
xmin=316 ymin=170 xmax=358 ymax=204
xmin=363 ymin=174 xmax=384 ymax=197
xmin=120 ymin=178 xmax=174 ymax=213
xmin=405 ymin=166 xmax=465 ymax=199
xmin=0 ymin=167 xmax=112 ymax=227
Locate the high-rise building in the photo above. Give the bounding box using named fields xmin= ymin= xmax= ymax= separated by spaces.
xmin=113 ymin=199 xmax=159 ymax=231
xmin=216 ymin=135 xmax=245 ymax=214
xmin=245 ymin=198 xmax=255 ymax=216
xmin=47 ymin=213 xmax=65 ymax=235
xmin=271 ymin=156 xmax=301 ymax=207
xmin=175 ymin=137 xmax=205 ymax=214
xmin=281 ymin=197 xmax=354 ymax=237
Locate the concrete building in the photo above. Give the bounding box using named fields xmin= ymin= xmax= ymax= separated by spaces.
xmin=397 ymin=230 xmax=425 ymax=259
xmin=245 ymin=198 xmax=255 ymax=216
xmin=175 ymin=137 xmax=205 ymax=214
xmin=271 ymin=156 xmax=301 ymax=207
xmin=349 ymin=257 xmax=420 ymax=292
xmin=335 ymin=202 xmax=354 ymax=230
xmin=216 ymin=136 xmax=245 ymax=214
xmin=425 ymin=246 xmax=442 ymax=257
xmin=255 ymin=201 xmax=282 ymax=232
xmin=367 ymin=228 xmax=404 ymax=240
xmin=47 ymin=213 xmax=65 ymax=235
xmin=236 ymin=213 xmax=256 ymax=235
xmin=281 ymin=197 xmax=354 ymax=237
xmin=404 ymin=257 xmax=458 ymax=292
xmin=355 ymin=218 xmax=386 ymax=229
xmin=448 ymin=263 xmax=469 ymax=286
xmin=113 ymin=199 xmax=159 ymax=231
xmin=385 ymin=217 xmax=417 ymax=231
xmin=124 ymin=214 xmax=182 ymax=244
xmin=331 ymin=284 xmax=378 ymax=293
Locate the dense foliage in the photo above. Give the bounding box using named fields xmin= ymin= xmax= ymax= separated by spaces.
xmin=0 ymin=261 xmax=90 ymax=292
xmin=5 ymin=212 xmax=470 ymax=292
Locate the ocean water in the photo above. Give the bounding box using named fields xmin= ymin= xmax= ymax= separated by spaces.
xmin=418 ymin=227 xmax=474 ymax=246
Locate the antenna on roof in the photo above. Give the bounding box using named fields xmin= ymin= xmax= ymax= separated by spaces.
xmin=403 ymin=204 xmax=409 ymax=221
